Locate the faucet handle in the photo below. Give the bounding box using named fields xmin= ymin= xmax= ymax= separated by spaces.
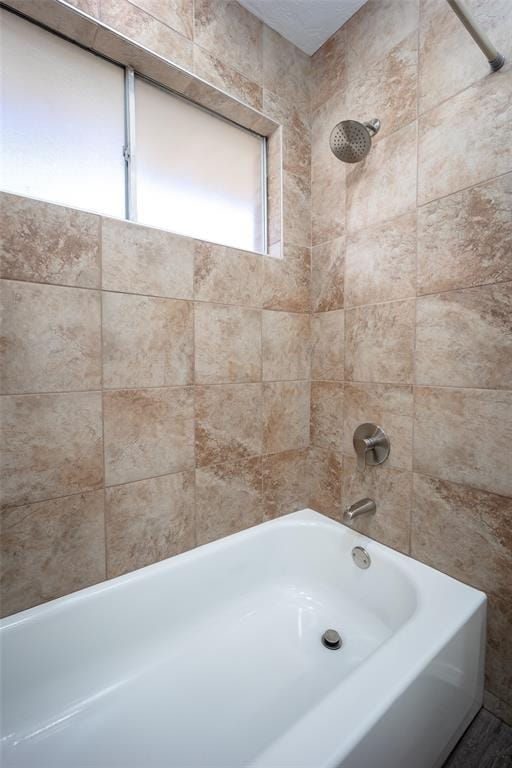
xmin=354 ymin=436 xmax=371 ymax=471
xmin=353 ymin=423 xmax=390 ymax=472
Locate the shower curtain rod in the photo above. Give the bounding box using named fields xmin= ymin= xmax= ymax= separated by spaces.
xmin=446 ymin=0 xmax=505 ymax=71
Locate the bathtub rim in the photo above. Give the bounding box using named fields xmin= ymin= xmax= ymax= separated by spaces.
xmin=0 ymin=508 xmax=485 ymax=630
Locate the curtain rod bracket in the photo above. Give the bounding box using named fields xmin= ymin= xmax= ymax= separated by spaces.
xmin=489 ymin=53 xmax=506 ymax=72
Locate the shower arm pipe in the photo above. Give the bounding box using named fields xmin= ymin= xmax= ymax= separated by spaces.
xmin=446 ymin=0 xmax=505 ymax=71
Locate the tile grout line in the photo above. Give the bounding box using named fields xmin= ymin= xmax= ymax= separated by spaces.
xmin=191 ymin=254 xmax=198 ymax=547
xmin=0 ymin=381 xmax=310 ymax=398
xmin=417 ymin=167 xmax=512 ymax=210
xmin=312 ymin=165 xmax=512 ymax=250
xmin=259 ymin=267 xmax=266 ymax=515
xmin=4 ymin=378 xmax=511 ymax=399
xmin=340 ymin=120 xmax=348 ymax=514
xmin=410 ymin=12 xmax=421 ymax=558
xmin=3 ymin=272 xmax=510 ymax=322
xmin=307 ymin=79 xmax=314 ymax=510
xmin=98 ymin=215 xmax=108 ymax=580
xmin=0 ymin=274 xmax=313 ymax=315
xmin=117 ymin=0 xmax=194 ymax=49
xmin=5 ymin=460 xmax=509 ymax=517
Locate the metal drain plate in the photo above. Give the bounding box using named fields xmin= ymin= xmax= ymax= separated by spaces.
xmin=321 ymin=629 xmax=342 ymax=650
xmin=352 ymin=546 xmax=371 ymax=569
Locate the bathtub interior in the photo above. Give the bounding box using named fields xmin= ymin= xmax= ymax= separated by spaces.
xmin=1 ymin=513 xmax=419 ymax=767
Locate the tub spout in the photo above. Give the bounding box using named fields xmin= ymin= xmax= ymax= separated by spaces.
xmin=344 ymin=497 xmax=376 ymax=521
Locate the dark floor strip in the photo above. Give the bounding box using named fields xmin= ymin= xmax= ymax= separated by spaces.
xmin=443 ymin=709 xmax=512 ymax=768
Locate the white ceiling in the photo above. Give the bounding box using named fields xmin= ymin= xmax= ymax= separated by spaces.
xmin=238 ymin=0 xmax=367 ymax=55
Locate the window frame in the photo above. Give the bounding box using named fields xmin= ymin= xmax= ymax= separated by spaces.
xmin=2 ymin=7 xmax=268 ymax=255
xmin=127 ymin=70 xmax=268 ymax=253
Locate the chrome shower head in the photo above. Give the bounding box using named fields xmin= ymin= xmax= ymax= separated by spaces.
xmin=329 ymin=118 xmax=381 ymax=163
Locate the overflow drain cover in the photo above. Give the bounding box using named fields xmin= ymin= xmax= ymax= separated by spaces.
xmin=321 ymin=629 xmax=342 ymax=650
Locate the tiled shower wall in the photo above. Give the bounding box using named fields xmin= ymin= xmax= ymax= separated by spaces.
xmin=1 ymin=0 xmax=511 ymax=728
xmin=0 ymin=0 xmax=312 ymax=615
xmin=0 ymin=194 xmax=312 ymax=611
xmin=308 ymin=0 xmax=512 ymax=724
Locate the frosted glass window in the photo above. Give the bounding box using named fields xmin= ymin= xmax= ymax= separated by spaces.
xmin=135 ymin=78 xmax=265 ymax=253
xmin=0 ymin=10 xmax=125 ymax=217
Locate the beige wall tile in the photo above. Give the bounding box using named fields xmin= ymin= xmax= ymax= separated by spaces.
xmin=344 ymin=383 xmax=413 ymax=471
xmin=311 ymin=310 xmax=344 ymax=381
xmin=131 ymin=0 xmax=194 ymax=39
xmin=193 ymin=45 xmax=262 ymax=109
xmin=312 ymin=173 xmax=346 ymax=246
xmin=412 ymin=472 xmax=512 ymax=708
xmin=93 ymin=22 xmax=193 ymax=94
xmin=486 ymin=595 xmax=512 ymax=713
xmin=283 ymin=171 xmax=311 ymax=248
xmin=262 ymin=246 xmax=310 ymax=313
xmin=194 ymin=241 xmax=262 ymax=306
xmin=262 ymin=311 xmax=310 ymax=381
xmin=0 ymin=490 xmax=105 ymax=617
xmin=418 ymin=69 xmax=512 ymax=205
xmin=345 ymin=212 xmax=416 ymax=307
xmin=0 ymin=193 xmax=100 ymax=288
xmin=64 ymin=0 xmax=100 ymax=16
xmin=1 ymin=281 xmax=101 ymax=394
xmin=263 ymin=89 xmax=311 ymax=181
xmin=195 ymin=457 xmax=263 ymax=545
xmin=102 ymin=218 xmax=194 ymax=299
xmin=103 ymin=293 xmax=193 ymax=389
xmin=345 ymin=299 xmax=415 ymax=384
xmin=344 ymin=32 xmax=417 ymax=144
xmin=311 ymin=90 xmax=344 ymax=179
xmin=414 ymin=387 xmax=512 ymax=496
xmin=105 ymin=471 xmax=195 ymax=578
xmin=194 ymin=0 xmax=263 ymax=83
xmin=262 ymin=25 xmax=310 ymax=117
xmin=416 ymin=284 xmax=512 ymax=389
xmin=311 ymin=237 xmax=344 ymax=312
xmin=263 ymin=381 xmax=309 ymax=454
xmin=311 ymin=27 xmax=345 ymax=113
xmin=308 ymin=446 xmax=343 ymax=519
xmin=262 ymin=449 xmax=309 ymax=519
xmin=417 ymin=173 xmax=512 ymax=295
xmin=310 ymin=381 xmax=344 ymax=452
xmin=419 ymin=0 xmax=512 ymax=114
xmin=195 ymin=384 xmax=263 ymax=467
xmin=342 ymin=457 xmax=412 ymax=554
xmin=311 ymin=93 xmax=345 ymax=246
xmin=1 ymin=392 xmax=103 ymax=508
xmin=343 ymin=0 xmax=419 ymax=80
xmin=194 ymin=303 xmax=261 ymax=384
xmin=411 ymin=473 xmax=511 ymax=600
xmin=104 ymin=387 xmax=194 ymax=486
xmin=346 ymin=121 xmax=417 ymax=233
xmin=99 ymin=0 xmax=193 ymax=68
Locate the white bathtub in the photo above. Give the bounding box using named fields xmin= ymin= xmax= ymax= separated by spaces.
xmin=1 ymin=509 xmax=486 ymax=768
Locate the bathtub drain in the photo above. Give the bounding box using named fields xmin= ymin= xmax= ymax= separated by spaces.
xmin=321 ymin=629 xmax=342 ymax=650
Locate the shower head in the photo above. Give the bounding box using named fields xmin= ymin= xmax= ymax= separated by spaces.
xmin=329 ymin=118 xmax=381 ymax=163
